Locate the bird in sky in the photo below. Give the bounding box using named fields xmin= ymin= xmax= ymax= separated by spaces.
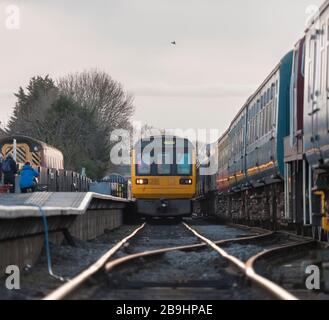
xmin=171 ymin=41 xmax=176 ymax=45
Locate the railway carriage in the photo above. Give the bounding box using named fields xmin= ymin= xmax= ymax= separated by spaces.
xmin=195 ymin=0 xmax=329 ymax=240
xmin=283 ymin=38 xmax=308 ymax=233
xmin=303 ymin=0 xmax=329 ymax=239
xmin=245 ymin=51 xmax=293 ymax=189
xmin=198 ymin=51 xmax=293 ymax=227
xmin=228 ymin=106 xmax=248 ymax=192
xmin=199 ymin=30 xmax=329 ymax=238
xmin=217 ymin=131 xmax=230 ymax=195
xmin=131 ymin=135 xmax=197 ymax=218
xmin=196 ymin=142 xmax=219 ymax=216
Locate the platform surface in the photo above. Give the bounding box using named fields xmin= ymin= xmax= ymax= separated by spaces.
xmin=0 ymin=192 xmax=130 ymax=218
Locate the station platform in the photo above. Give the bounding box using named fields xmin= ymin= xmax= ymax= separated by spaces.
xmin=0 ymin=192 xmax=133 ymax=277
xmin=0 ymin=192 xmax=130 ymax=218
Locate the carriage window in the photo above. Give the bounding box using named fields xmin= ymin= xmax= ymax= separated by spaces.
xmin=301 ymin=42 xmax=306 ymax=77
xmin=267 ymin=88 xmax=270 ymax=102
xmin=263 ymin=93 xmax=266 ymax=106
xmin=327 ymin=48 xmax=329 ymax=91
xmin=268 ymin=105 xmax=271 ymax=132
xmin=321 ymin=24 xmax=325 ymax=46
xmin=320 ymin=49 xmax=325 ymax=94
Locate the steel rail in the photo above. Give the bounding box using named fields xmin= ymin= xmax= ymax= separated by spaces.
xmin=245 ymin=239 xmax=316 ymax=300
xmin=44 ymin=226 xmax=275 ymax=300
xmin=104 ymin=231 xmax=275 ymax=272
xmin=44 ymin=223 xmax=146 ymax=300
xmin=183 ymin=222 xmax=314 ymax=300
xmin=45 ymin=221 xmax=304 ymax=300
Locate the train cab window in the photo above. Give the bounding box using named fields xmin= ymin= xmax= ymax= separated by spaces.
xmin=136 ymin=153 xmax=151 ymax=175
xmin=157 ymin=152 xmax=172 ymax=175
xmin=177 ymin=152 xmax=192 ymax=176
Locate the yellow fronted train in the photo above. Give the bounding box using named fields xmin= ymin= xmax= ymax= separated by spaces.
xmin=131 ymin=135 xmax=196 ymax=218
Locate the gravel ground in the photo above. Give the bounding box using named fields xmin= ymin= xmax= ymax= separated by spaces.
xmin=126 ymin=221 xmax=198 ymax=253
xmin=77 ymin=249 xmax=267 ymax=300
xmin=223 ymin=243 xmax=263 ymax=261
xmin=190 ymin=223 xmax=252 ymax=241
xmin=219 ymin=234 xmax=293 ymax=262
xmin=254 ymin=244 xmax=329 ymax=300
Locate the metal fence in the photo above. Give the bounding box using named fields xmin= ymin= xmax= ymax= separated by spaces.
xmin=89 ymin=174 xmax=129 ymax=198
xmin=38 ymin=167 xmax=91 ymax=192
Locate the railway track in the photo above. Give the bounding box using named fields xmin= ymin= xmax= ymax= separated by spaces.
xmin=43 ymin=220 xmax=318 ymax=300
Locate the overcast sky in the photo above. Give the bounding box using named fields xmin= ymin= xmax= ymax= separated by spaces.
xmin=0 ymin=0 xmax=324 ymax=136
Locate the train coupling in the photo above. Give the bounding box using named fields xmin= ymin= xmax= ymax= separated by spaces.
xmin=159 ymin=199 xmax=169 ymax=212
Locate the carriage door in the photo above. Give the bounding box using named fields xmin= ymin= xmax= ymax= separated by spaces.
xmin=326 ymin=18 xmax=329 ymax=135
xmin=284 ymin=162 xmax=292 ymax=221
xmin=311 ymin=28 xmax=320 ymax=155
xmin=305 ymin=26 xmax=319 ymax=162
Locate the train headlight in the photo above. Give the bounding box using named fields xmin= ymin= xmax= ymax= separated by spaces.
xmin=180 ymin=178 xmax=193 ymax=185
xmin=136 ymin=179 xmax=148 ymax=185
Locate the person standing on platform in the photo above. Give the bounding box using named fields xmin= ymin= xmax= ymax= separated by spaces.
xmin=2 ymin=153 xmax=17 ymax=193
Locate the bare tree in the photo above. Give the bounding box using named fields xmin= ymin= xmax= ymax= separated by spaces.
xmin=58 ymin=70 xmax=135 ymax=133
